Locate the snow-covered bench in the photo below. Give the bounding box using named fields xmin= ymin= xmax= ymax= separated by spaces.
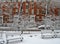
xmin=55 ymin=33 xmax=60 ymax=38
xmin=0 ymin=38 xmax=4 ymax=44
xmin=0 ymin=32 xmax=4 ymax=44
xmin=41 ymin=30 xmax=55 ymax=39
xmin=54 ymin=30 xmax=60 ymax=38
xmin=41 ymin=33 xmax=55 ymax=39
xmin=0 ymin=31 xmax=23 ymax=44
xmin=5 ymin=32 xmax=23 ymax=43
xmin=7 ymin=36 xmax=23 ymax=43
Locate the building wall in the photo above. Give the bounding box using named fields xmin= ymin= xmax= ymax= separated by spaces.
xmin=0 ymin=0 xmax=60 ymax=24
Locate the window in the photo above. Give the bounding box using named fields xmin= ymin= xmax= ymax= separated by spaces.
xmin=26 ymin=5 xmax=29 ymax=9
xmin=37 ymin=9 xmax=39 ymax=14
xmin=12 ymin=0 xmax=16 ymax=2
xmin=32 ymin=0 xmax=34 ymax=2
xmin=0 ymin=10 xmax=2 ymax=14
xmin=0 ymin=16 xmax=3 ymax=25
xmin=58 ymin=10 xmax=60 ymax=15
xmin=26 ymin=9 xmax=28 ymax=13
xmin=1 ymin=0 xmax=6 ymax=2
xmin=32 ymin=9 xmax=34 ymax=14
xmin=37 ymin=0 xmax=39 ymax=2
xmin=18 ymin=0 xmax=21 ymax=2
xmin=6 ymin=0 xmax=11 ymax=2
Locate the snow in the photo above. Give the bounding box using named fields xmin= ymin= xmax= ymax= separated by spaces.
xmin=38 ymin=25 xmax=50 ymax=28
xmin=0 ymin=38 xmax=4 ymax=44
xmin=0 ymin=27 xmax=12 ymax=30
xmin=7 ymin=36 xmax=22 ymax=43
xmin=26 ymin=28 xmax=38 ymax=30
xmin=20 ymin=34 xmax=60 ymax=44
xmin=0 ymin=32 xmax=60 ymax=44
xmin=7 ymin=36 xmax=21 ymax=40
xmin=7 ymin=33 xmax=60 ymax=44
xmin=0 ymin=39 xmax=3 ymax=42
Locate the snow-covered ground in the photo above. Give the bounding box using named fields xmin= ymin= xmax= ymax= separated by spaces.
xmin=8 ymin=33 xmax=60 ymax=44
xmin=0 ymin=31 xmax=60 ymax=44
